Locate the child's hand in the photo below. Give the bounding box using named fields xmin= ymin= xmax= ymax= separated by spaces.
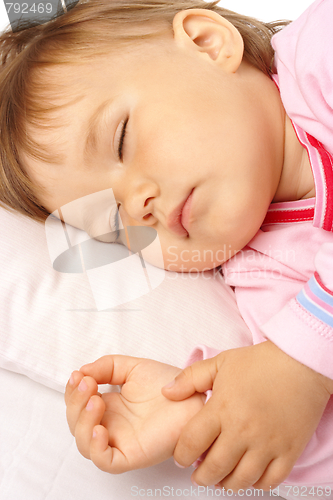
xmin=65 ymin=355 xmax=204 ymax=473
xmin=162 ymin=340 xmax=333 ymax=491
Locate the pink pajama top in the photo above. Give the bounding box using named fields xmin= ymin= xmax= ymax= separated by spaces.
xmin=189 ymin=0 xmax=333 ymax=487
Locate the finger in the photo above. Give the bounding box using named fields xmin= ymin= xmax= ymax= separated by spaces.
xmin=65 ymin=370 xmax=85 ymax=406
xmin=173 ymin=399 xmax=221 ymax=466
xmin=192 ymin=433 xmax=247 ymax=486
xmin=74 ymin=394 xmax=106 ymax=459
xmin=216 ymin=450 xmax=272 ymax=492
xmin=90 ymin=424 xmax=133 ymax=474
xmin=80 ymin=355 xmax=143 ymax=386
xmin=253 ymin=456 xmax=294 ymax=491
xmin=66 ymin=376 xmax=99 ymax=435
xmin=162 ymin=357 xmax=219 ymax=401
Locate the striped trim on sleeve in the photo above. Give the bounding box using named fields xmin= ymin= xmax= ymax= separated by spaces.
xmin=296 ymin=272 xmax=333 ymax=328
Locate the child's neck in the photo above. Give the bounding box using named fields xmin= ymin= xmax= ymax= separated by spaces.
xmin=273 ymin=114 xmax=315 ymax=203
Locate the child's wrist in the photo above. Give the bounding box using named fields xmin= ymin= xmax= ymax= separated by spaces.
xmin=264 ymin=340 xmax=333 ymax=396
xmin=294 ymin=360 xmax=333 ymax=396
xmin=320 ymin=374 xmax=333 ymax=395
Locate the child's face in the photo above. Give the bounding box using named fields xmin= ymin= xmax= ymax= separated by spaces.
xmin=24 ymin=27 xmax=284 ymax=271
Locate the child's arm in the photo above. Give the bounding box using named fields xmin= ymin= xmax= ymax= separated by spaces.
xmin=65 ymin=355 xmax=204 ymax=473
xmin=162 ymin=340 xmax=333 ymax=491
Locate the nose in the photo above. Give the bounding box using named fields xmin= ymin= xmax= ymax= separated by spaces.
xmin=123 ymin=181 xmax=159 ymax=225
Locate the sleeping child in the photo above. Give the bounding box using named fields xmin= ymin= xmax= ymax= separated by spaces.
xmin=0 ymin=0 xmax=332 ymax=493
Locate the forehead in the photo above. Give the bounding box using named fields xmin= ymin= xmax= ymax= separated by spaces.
xmin=28 ymin=37 xmax=188 ymax=147
xmin=31 ymin=38 xmax=174 ymax=131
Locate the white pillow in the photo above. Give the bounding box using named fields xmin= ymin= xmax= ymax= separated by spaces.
xmin=0 ymin=207 xmax=252 ymax=392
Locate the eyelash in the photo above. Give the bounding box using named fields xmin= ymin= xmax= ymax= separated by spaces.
xmin=117 ymin=117 xmax=129 ymax=161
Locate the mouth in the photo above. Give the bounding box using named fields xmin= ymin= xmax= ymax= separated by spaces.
xmin=166 ymin=188 xmax=194 ymax=237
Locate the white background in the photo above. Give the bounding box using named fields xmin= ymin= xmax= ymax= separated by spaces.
xmin=0 ymin=0 xmax=316 ymax=32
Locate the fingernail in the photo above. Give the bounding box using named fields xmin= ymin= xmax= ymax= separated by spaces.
xmin=92 ymin=429 xmax=97 ymax=438
xmin=163 ymin=380 xmax=175 ymax=390
xmin=69 ymin=373 xmax=75 ymax=386
xmin=174 ymin=460 xmax=185 ymax=469
xmin=191 ymin=477 xmax=199 ymax=487
xmin=78 ymin=379 xmax=87 ymax=392
xmin=86 ymin=398 xmax=94 ymax=411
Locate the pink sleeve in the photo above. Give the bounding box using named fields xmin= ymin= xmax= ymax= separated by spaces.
xmin=261 ymin=243 xmax=333 ymax=380
xmin=264 ymin=0 xmax=333 ymax=379
xmin=272 ymin=0 xmax=333 ymax=156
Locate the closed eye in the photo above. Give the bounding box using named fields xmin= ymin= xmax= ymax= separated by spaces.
xmin=117 ymin=117 xmax=129 ymax=162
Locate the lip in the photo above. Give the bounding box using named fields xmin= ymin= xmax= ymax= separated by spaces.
xmin=181 ymin=188 xmax=194 ymax=232
xmin=166 ymin=189 xmax=194 ymax=236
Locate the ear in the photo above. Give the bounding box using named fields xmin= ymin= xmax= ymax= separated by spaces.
xmin=172 ymin=9 xmax=244 ymax=73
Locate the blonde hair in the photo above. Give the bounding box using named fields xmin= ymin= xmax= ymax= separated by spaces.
xmin=0 ymin=0 xmax=290 ymax=222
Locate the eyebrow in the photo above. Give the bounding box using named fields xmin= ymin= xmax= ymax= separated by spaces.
xmin=83 ymin=98 xmax=114 ymax=166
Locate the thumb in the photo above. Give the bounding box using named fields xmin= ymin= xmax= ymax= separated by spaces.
xmin=161 ymin=357 xmax=218 ymax=401
xmin=80 ymin=354 xmax=142 ymax=386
